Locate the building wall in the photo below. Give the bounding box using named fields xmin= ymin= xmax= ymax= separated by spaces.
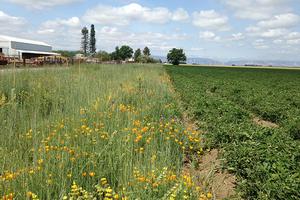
xmin=0 ymin=41 xmax=10 ymax=56
xmin=11 ymin=41 xmax=52 ymax=52
xmin=1 ymin=48 xmax=9 ymax=55
xmin=0 ymin=40 xmax=53 ymax=58
xmin=0 ymin=41 xmax=10 ymax=48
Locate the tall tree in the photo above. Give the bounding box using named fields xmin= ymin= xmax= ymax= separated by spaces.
xmin=143 ymin=46 xmax=151 ymax=57
xmin=81 ymin=27 xmax=89 ymax=56
xmin=90 ymin=24 xmax=96 ymax=55
xmin=119 ymin=45 xmax=133 ymax=61
xmin=167 ymin=48 xmax=186 ymax=65
xmin=134 ymin=48 xmax=142 ymax=62
xmin=111 ymin=46 xmax=121 ymax=61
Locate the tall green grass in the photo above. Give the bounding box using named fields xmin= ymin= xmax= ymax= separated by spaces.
xmin=0 ymin=64 xmax=205 ymax=199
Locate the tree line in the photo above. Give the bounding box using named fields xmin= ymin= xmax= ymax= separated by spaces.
xmin=97 ymin=46 xmax=161 ymax=63
xmin=57 ymin=25 xmax=187 ymax=65
xmin=80 ymin=25 xmax=162 ymax=63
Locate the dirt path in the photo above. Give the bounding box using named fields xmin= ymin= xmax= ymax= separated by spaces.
xmin=166 ymin=70 xmax=238 ymax=199
xmin=187 ymin=149 xmax=236 ymax=200
xmin=182 ymin=113 xmax=237 ymax=200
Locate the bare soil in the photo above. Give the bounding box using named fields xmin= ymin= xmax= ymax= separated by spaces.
xmin=253 ymin=117 xmax=279 ymax=128
xmin=182 ymin=112 xmax=237 ymax=200
xmin=184 ymin=149 xmax=236 ymax=200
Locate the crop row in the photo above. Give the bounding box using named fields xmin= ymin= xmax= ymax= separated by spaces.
xmin=166 ymin=66 xmax=300 ymax=200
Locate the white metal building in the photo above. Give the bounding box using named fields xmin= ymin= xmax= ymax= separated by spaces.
xmin=0 ymin=35 xmax=59 ymax=59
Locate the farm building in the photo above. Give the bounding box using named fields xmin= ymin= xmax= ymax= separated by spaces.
xmin=0 ymin=35 xmax=59 ymax=59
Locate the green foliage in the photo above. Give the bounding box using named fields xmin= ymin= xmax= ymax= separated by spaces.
xmin=136 ymin=55 xmax=160 ymax=64
xmin=134 ymin=48 xmax=142 ymax=61
xmin=110 ymin=46 xmax=121 ymax=61
xmin=81 ymin=27 xmax=89 ymax=56
xmin=134 ymin=47 xmax=159 ymax=63
xmin=53 ymin=50 xmax=81 ymax=58
xmin=119 ymin=45 xmax=133 ymax=61
xmin=166 ymin=66 xmax=300 ymax=200
xmin=95 ymin=51 xmax=111 ymax=62
xmin=89 ymin=24 xmax=96 ymax=55
xmin=143 ymin=47 xmax=151 ymax=57
xmin=289 ymin=119 xmax=300 ymax=140
xmin=110 ymin=46 xmax=133 ymax=61
xmin=167 ymin=48 xmax=186 ymax=65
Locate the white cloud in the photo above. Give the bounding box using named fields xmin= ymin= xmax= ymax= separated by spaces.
xmin=99 ymin=26 xmax=187 ymax=43
xmin=0 ymin=10 xmax=26 ymax=32
xmin=255 ymin=45 xmax=269 ymax=49
xmin=286 ymin=39 xmax=300 ymax=45
xmin=285 ymin=32 xmax=300 ymax=40
xmin=285 ymin=32 xmax=300 ymax=45
xmin=253 ymin=39 xmax=269 ymax=49
xmin=199 ymin=31 xmax=221 ymax=41
xmin=222 ymin=0 xmax=291 ymax=20
xmin=193 ymin=10 xmax=230 ymax=31
xmin=190 ymin=47 xmax=204 ymax=51
xmin=5 ymin=0 xmax=82 ymax=9
xmin=83 ymin=3 xmax=188 ymax=26
xmin=41 ymin=17 xmax=81 ymax=29
xmin=172 ymin=8 xmax=189 ymax=21
xmin=260 ymin=29 xmax=288 ymax=38
xmin=97 ymin=26 xmax=188 ymax=53
xmin=246 ymin=22 xmax=300 ymax=46
xmin=0 ymin=10 xmax=25 ymax=25
xmin=246 ymin=13 xmax=299 ymax=40
xmin=37 ymin=29 xmax=55 ymax=34
xmin=36 ymin=17 xmax=81 ymax=50
xmin=273 ymin=39 xmax=284 ymax=44
xmin=257 ymin=13 xmax=300 ymax=29
xmin=230 ymin=33 xmax=245 ymax=41
xmin=246 ymin=25 xmax=289 ymax=38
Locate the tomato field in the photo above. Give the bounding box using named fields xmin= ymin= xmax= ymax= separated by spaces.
xmin=166 ymin=65 xmax=300 ymax=200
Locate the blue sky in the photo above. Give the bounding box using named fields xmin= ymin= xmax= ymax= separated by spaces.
xmin=1 ymin=0 xmax=300 ymax=61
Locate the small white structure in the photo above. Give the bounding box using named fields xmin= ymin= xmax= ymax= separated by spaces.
xmin=127 ymin=58 xmax=134 ymax=62
xmin=0 ymin=35 xmax=59 ymax=59
xmin=74 ymin=53 xmax=85 ymax=59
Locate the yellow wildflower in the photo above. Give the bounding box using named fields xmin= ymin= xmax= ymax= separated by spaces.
xmin=101 ymin=178 xmax=108 ymax=185
xmin=89 ymin=172 xmax=95 ymax=177
xmin=133 ymin=120 xmax=141 ymax=127
xmin=114 ymin=194 xmax=119 ymax=199
xmin=67 ymin=173 xmax=72 ymax=178
xmin=37 ymin=159 xmax=43 ymax=165
xmin=141 ymin=127 xmax=148 ymax=133
xmin=207 ymin=192 xmax=213 ymax=199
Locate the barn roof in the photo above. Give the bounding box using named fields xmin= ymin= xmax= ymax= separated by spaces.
xmin=0 ymin=35 xmax=51 ymax=47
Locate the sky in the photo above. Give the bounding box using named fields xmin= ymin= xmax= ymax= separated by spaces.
xmin=1 ymin=0 xmax=300 ymax=61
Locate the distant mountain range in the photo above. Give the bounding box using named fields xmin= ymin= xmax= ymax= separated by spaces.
xmin=154 ymin=56 xmax=300 ymax=67
xmin=223 ymin=60 xmax=300 ymax=67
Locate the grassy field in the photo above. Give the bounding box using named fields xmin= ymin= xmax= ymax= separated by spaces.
xmin=166 ymin=66 xmax=300 ymax=200
xmin=0 ymin=64 xmax=209 ymax=200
